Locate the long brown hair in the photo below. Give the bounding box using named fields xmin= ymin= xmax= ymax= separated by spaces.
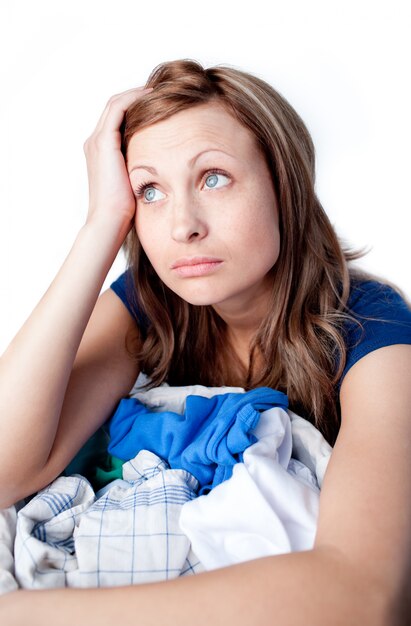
xmin=121 ymin=59 xmax=365 ymax=445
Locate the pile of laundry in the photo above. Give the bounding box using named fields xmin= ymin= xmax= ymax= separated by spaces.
xmin=0 ymin=376 xmax=332 ymax=593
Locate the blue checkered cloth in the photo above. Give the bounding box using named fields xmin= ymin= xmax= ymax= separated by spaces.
xmin=14 ymin=450 xmax=204 ymax=589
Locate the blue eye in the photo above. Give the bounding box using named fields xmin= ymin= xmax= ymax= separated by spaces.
xmin=204 ymin=171 xmax=230 ymax=189
xmin=134 ymin=183 xmax=165 ymax=203
xmin=205 ymin=174 xmax=218 ymax=188
xmin=144 ymin=188 xmax=156 ymax=202
xmin=134 ymin=169 xmax=231 ymax=204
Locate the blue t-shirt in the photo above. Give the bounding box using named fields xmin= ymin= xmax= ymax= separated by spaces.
xmin=110 ymin=271 xmax=411 ymax=387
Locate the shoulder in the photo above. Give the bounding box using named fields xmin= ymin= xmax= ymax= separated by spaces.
xmin=110 ymin=270 xmax=150 ymax=332
xmin=346 ymin=278 xmax=410 ymax=316
xmin=339 ymin=278 xmax=411 ymax=384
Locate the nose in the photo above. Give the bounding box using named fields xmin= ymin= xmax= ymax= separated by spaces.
xmin=170 ymin=194 xmax=208 ymax=243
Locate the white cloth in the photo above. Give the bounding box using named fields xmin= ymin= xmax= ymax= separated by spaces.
xmin=0 ymin=505 xmax=19 ymax=594
xmin=130 ymin=372 xmax=245 ymax=413
xmin=179 ymin=407 xmax=322 ymax=569
xmin=288 ymin=410 xmax=332 ymax=488
xmin=12 ymin=450 xmax=204 ymax=590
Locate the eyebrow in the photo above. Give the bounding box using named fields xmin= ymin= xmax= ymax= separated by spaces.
xmin=128 ymin=148 xmax=236 ymax=176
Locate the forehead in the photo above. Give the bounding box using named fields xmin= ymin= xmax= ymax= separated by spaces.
xmin=126 ymin=102 xmax=258 ymax=160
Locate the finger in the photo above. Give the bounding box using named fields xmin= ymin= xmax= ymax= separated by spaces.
xmin=94 ymin=87 xmax=149 ymax=133
xmin=94 ymin=87 xmax=153 ymax=136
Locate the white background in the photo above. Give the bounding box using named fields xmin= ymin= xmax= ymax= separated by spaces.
xmin=1 ymin=0 xmax=410 ymax=353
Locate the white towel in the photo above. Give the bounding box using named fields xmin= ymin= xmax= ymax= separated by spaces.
xmin=179 ymin=407 xmax=323 ymax=569
xmin=0 ymin=505 xmax=19 ymax=594
xmin=13 ymin=450 xmax=204 ymax=590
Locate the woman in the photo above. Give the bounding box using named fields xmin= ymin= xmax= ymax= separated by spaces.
xmin=0 ymin=59 xmax=410 ymax=623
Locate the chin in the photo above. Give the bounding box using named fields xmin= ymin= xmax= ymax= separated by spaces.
xmin=171 ymin=287 xmax=228 ymax=308
xmin=178 ymin=294 xmax=221 ymax=307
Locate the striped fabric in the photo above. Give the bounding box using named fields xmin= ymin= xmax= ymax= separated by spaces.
xmin=13 ymin=450 xmax=204 ymax=589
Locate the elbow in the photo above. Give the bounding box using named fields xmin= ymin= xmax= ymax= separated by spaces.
xmin=314 ymin=546 xmax=407 ymax=626
xmin=350 ymin=561 xmax=410 ymax=625
xmin=0 ymin=467 xmax=49 ymax=510
xmin=0 ymin=493 xmax=25 ymax=511
xmin=0 ymin=447 xmax=71 ymax=510
xmin=378 ymin=581 xmax=411 ymax=626
xmin=0 ymin=484 xmax=27 ymax=510
xmin=0 ymin=481 xmax=33 ymax=510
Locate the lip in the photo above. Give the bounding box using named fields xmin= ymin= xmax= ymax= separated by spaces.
xmin=171 ymin=256 xmax=223 ymax=269
xmin=170 ymin=256 xmax=224 ymax=278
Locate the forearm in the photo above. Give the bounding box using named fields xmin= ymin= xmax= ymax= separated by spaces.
xmin=0 ymin=550 xmax=393 ymax=626
xmin=0 ymin=221 xmax=127 ymax=491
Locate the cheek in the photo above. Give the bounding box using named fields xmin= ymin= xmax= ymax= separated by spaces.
xmin=135 ymin=210 xmax=158 ymax=247
xmin=236 ymin=196 xmax=279 ymax=246
xmin=239 ymin=203 xmax=281 ymax=268
xmin=134 ymin=208 xmax=146 ymax=239
xmin=134 ymin=213 xmax=160 ymax=267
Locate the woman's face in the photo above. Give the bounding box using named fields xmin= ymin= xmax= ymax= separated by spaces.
xmin=126 ymin=102 xmax=280 ymax=314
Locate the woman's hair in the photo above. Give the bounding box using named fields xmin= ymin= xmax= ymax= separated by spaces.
xmin=121 ymin=58 xmax=366 ymax=445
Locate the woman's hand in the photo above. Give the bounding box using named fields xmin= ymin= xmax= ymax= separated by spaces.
xmin=83 ymin=86 xmax=152 ymax=235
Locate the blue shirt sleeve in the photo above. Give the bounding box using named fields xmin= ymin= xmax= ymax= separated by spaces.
xmin=110 ymin=270 xmax=149 ymax=332
xmin=341 ymin=280 xmax=411 ymax=383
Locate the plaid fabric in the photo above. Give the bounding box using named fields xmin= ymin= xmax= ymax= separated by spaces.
xmin=14 ymin=450 xmax=204 ymax=589
xmin=0 ymin=505 xmax=18 ymax=594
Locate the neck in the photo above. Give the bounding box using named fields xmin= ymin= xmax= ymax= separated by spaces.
xmin=212 ymin=278 xmax=272 ymax=335
xmin=212 ymin=278 xmax=272 ymax=369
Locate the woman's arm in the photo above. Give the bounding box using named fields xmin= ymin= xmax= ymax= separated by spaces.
xmin=0 ymin=88 xmax=148 ymax=507
xmin=2 ymin=344 xmax=409 ymax=625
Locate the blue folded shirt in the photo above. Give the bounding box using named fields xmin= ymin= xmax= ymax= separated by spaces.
xmin=108 ymin=387 xmax=288 ymax=494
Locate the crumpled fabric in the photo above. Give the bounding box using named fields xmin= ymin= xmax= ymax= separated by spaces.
xmin=180 ymin=406 xmax=322 ymax=569
xmin=13 ymin=450 xmax=204 ymax=590
xmin=0 ymin=505 xmax=19 ymax=594
xmin=108 ymin=387 xmax=288 ymax=494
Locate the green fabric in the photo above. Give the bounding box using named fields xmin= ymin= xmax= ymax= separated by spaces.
xmin=92 ymin=455 xmax=124 ymax=490
xmin=62 ymin=426 xmax=123 ymax=491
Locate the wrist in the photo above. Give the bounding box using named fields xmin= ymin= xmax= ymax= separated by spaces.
xmin=80 ymin=216 xmax=132 ymax=254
